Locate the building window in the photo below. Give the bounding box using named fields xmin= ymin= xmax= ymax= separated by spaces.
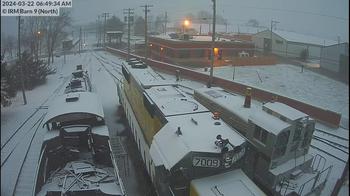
xmin=254 ymin=125 xmax=268 ymax=144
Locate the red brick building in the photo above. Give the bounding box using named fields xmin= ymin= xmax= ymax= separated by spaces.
xmin=148 ymin=35 xmax=256 ymax=67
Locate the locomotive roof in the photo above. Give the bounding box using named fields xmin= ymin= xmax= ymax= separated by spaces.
xmin=124 ymin=62 xmax=176 ymax=88
xmin=150 ymin=111 xmax=245 ymax=170
xmin=44 ymin=92 xmax=104 ymax=125
xmin=195 ymin=87 xmax=291 ymax=134
xmin=195 ymin=87 xmax=259 ymax=122
xmin=191 ymin=169 xmax=266 ymax=196
xmin=263 ymin=102 xmax=308 ymax=121
xmin=145 ymin=85 xmax=208 ymax=116
xmin=249 ymin=110 xmax=290 ymax=134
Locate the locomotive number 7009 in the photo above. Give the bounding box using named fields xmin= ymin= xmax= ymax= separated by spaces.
xmin=192 ymin=157 xmax=220 ymax=168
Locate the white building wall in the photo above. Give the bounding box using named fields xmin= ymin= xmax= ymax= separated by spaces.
xmin=252 ymin=30 xmax=288 ymax=55
xmin=273 ymin=38 xmax=287 ymax=57
xmin=252 ymin=32 xmax=264 ymax=52
xmin=253 ymin=30 xmax=323 ymax=59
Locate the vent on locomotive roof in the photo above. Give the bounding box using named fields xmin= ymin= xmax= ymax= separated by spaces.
xmin=66 ymin=94 xmax=80 ymax=102
xmin=131 ymin=62 xmax=147 ymax=69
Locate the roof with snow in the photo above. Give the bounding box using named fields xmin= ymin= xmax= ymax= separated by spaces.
xmin=263 ymin=102 xmax=308 ymax=121
xmin=124 ymin=62 xmax=176 ymax=88
xmin=44 ymin=92 xmax=104 ymax=124
xmin=194 ymin=87 xmax=291 ymax=134
xmin=145 ymin=86 xmax=208 ymax=116
xmin=152 ymin=33 xmax=231 ymax=42
xmin=234 ymin=25 xmax=267 ymax=34
xmin=256 ymin=29 xmax=338 ymax=46
xmin=147 ymin=86 xmax=245 ymax=170
xmin=249 ymin=109 xmax=290 ymax=134
xmin=194 ymin=87 xmax=258 ymax=123
xmin=150 ymin=112 xmax=245 ymax=170
xmin=191 ymin=169 xmax=266 ymax=196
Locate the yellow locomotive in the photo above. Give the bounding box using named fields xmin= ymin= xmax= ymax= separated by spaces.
xmin=118 ymin=58 xmax=265 ymax=196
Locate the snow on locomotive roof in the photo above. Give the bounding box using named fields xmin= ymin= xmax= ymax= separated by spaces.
xmin=145 ymin=86 xmax=208 ymax=116
xmin=124 ymin=62 xmax=176 ymax=88
xmin=263 ymin=102 xmax=308 ymax=121
xmin=44 ymin=92 xmax=104 ymax=124
xmin=191 ymin=169 xmax=266 ymax=196
xmin=249 ymin=110 xmax=290 ymax=134
xmin=195 ymin=87 xmax=291 ymax=134
xmin=150 ymin=112 xmax=245 ymax=169
xmin=195 ymin=87 xmax=259 ymax=122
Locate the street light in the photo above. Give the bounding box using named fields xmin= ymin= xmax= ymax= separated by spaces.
xmin=183 ymin=19 xmax=190 ymax=34
xmin=36 ymin=31 xmax=42 ymax=61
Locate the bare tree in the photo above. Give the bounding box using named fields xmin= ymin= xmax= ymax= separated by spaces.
xmin=154 ymin=14 xmax=165 ymax=33
xmin=247 ymin=19 xmax=259 ymax=27
xmin=42 ymin=11 xmax=71 ymax=65
xmin=1 ymin=35 xmax=15 ymax=59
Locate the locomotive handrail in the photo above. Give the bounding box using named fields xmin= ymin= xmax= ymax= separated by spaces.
xmin=298 ymin=165 xmax=333 ymax=195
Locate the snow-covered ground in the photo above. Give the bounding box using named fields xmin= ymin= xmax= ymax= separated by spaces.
xmin=1 ymin=33 xmax=348 ymax=195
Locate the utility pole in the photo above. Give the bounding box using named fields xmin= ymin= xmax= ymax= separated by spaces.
xmin=124 ymin=8 xmax=134 ymax=61
xmin=141 ymin=4 xmax=153 ymax=60
xmin=98 ymin=15 xmax=102 ymax=47
xmin=270 ymin=20 xmax=279 ymax=53
xmin=208 ymin=0 xmax=216 ymax=88
xmin=102 ymin=12 xmax=110 ymax=46
xmin=164 ymin=12 xmax=167 ymax=35
xmin=79 ymin=27 xmax=82 ymax=54
xmin=18 ymin=16 xmax=27 ymax=105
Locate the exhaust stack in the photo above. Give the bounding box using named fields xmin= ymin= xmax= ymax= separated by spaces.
xmin=243 ymin=87 xmax=252 ymax=108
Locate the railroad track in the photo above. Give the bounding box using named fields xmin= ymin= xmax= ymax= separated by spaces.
xmin=92 ymin=52 xmax=123 ymax=84
xmin=1 ymin=75 xmax=69 ymax=158
xmin=12 ymin=113 xmax=47 ymax=196
xmin=314 ymin=128 xmax=348 ymax=141
xmin=313 ymin=135 xmax=348 ymax=151
xmin=310 ymin=144 xmax=347 ymax=163
xmin=1 ymin=111 xmax=46 ymax=167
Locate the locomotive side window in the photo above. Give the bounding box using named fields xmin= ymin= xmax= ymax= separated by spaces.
xmin=253 ymin=125 xmax=268 ymax=144
xmin=274 ymin=130 xmax=290 ymax=158
xmin=302 ymin=130 xmax=311 ymax=147
xmin=293 ymin=126 xmax=302 ymax=141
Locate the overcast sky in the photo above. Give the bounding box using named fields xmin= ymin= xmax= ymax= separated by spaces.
xmin=1 ymin=0 xmax=349 ymax=42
